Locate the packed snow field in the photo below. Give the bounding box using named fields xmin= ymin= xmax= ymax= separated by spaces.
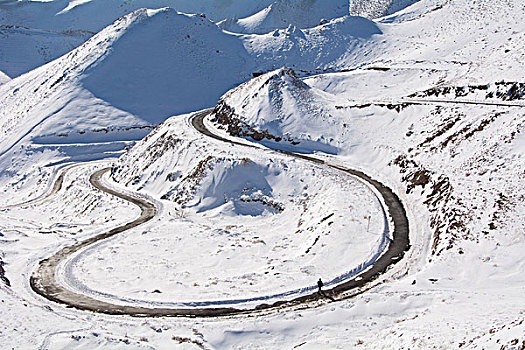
xmin=1 ymin=0 xmax=524 ymax=349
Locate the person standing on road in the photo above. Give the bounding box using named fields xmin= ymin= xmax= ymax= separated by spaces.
xmin=317 ymin=278 xmax=323 ymax=293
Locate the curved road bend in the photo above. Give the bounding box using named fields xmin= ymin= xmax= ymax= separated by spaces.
xmin=30 ymin=111 xmax=410 ymax=317
xmin=0 ymin=164 xmax=76 ymax=210
xmin=0 ymin=160 xmax=110 ymax=210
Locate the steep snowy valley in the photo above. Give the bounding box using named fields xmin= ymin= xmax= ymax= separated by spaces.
xmin=0 ymin=0 xmax=524 ymax=349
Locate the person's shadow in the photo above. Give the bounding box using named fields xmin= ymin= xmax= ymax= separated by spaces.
xmin=318 ymin=290 xmax=336 ymax=302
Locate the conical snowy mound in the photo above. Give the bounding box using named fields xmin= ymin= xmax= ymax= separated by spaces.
xmin=211 ymin=67 xmax=340 ymax=154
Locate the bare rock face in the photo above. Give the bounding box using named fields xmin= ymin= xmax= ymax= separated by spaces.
xmin=409 ymin=82 xmax=525 ymax=101
xmin=0 ymin=258 xmax=10 ymax=287
xmin=211 ymin=101 xmax=293 ymax=144
xmin=348 ymin=0 xmax=420 ymax=18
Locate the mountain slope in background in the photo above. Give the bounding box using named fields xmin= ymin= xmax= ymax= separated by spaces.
xmin=244 ymin=15 xmax=382 ymax=73
xmin=0 ymin=7 xmax=255 ymax=203
xmin=218 ymin=0 xmax=348 ymax=34
xmin=0 ymin=0 xmax=274 ymax=78
xmin=0 ymin=0 xmax=275 ymax=31
xmin=0 ymin=25 xmax=91 ymax=78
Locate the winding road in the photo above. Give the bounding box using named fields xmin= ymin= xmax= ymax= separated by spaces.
xmin=0 ymin=163 xmax=76 ymax=210
xmin=30 ymin=110 xmax=410 ymax=317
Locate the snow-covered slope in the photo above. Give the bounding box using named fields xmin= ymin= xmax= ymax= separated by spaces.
xmin=0 ymin=6 xmax=255 ymax=144
xmin=0 ymin=7 xmax=255 ymax=204
xmin=0 ymin=0 xmax=274 ymax=78
xmin=0 ymin=70 xmax=10 ymax=85
xmin=107 ymin=113 xmax=389 ymax=305
xmin=79 ymin=9 xmax=254 ymax=124
xmin=218 ymin=0 xmax=348 ymax=34
xmin=0 ymin=25 xmax=91 ymax=78
xmin=244 ymin=15 xmax=383 ymax=73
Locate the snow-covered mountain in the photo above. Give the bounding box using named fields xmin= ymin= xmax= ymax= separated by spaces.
xmin=0 ymin=7 xmax=255 ymax=203
xmin=0 ymin=0 xmax=274 ymax=77
xmin=0 ymin=0 xmax=276 ymax=31
xmin=218 ymin=0 xmax=349 ymax=34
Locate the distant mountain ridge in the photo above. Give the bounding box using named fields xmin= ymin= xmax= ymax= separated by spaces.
xmin=218 ymin=0 xmax=349 ymax=34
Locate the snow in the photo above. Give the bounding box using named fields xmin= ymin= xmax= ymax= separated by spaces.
xmin=0 ymin=7 xmax=256 ymax=205
xmin=0 ymin=0 xmax=276 ymax=32
xmin=210 ymin=67 xmax=344 ymax=154
xmin=244 ymin=15 xmax=383 ymax=73
xmin=1 ymin=0 xmax=525 ymax=348
xmin=80 ymin=9 xmax=254 ymax=124
xmin=0 ymin=70 xmax=10 ymax=84
xmin=218 ymin=0 xmax=349 ymax=34
xmin=0 ymin=25 xmax=91 ymax=78
xmin=0 ymin=0 xmax=275 ymax=80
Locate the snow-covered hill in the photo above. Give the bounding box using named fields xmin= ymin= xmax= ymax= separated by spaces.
xmin=0 ymin=7 xmax=255 ymax=204
xmin=218 ymin=0 xmax=348 ymax=34
xmin=244 ymin=15 xmax=383 ymax=73
xmin=105 ymin=113 xmax=389 ymax=305
xmin=210 ymin=67 xmax=342 ymax=154
xmin=0 ymin=0 xmax=275 ymax=31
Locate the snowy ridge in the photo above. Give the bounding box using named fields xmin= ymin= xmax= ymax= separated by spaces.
xmin=218 ymin=0 xmax=348 ymax=34
xmin=0 ymin=0 xmax=276 ymax=31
